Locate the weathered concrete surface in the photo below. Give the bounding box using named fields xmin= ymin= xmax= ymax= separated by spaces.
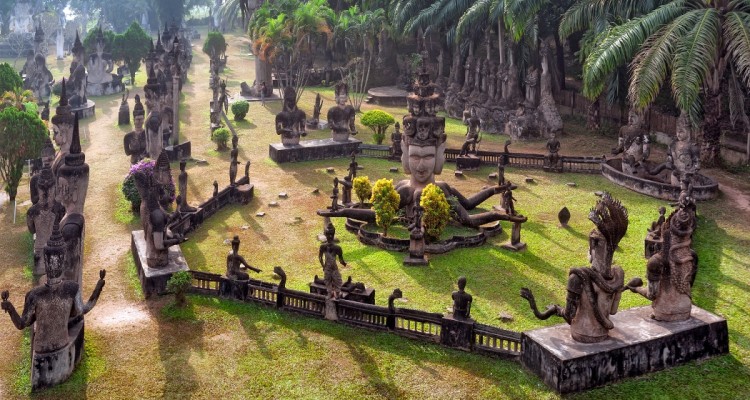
xmin=131 ymin=230 xmax=189 ymax=298
xmin=521 ymin=305 xmax=729 ymax=394
xmin=601 ymin=159 xmax=718 ymax=201
xmin=269 ymin=138 xmax=361 ymax=163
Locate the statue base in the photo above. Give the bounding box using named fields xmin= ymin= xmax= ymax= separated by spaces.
xmin=456 ymin=155 xmax=481 ymax=171
xmin=131 ymin=230 xmax=190 ymax=298
xmin=403 ymin=255 xmax=429 ymax=266
xmin=165 ymin=142 xmax=192 ymax=161
xmin=269 ymin=138 xmax=362 ymax=163
xmin=71 ymin=100 xmax=96 ymax=119
xmin=520 ymin=305 xmax=729 ymax=394
xmin=440 ymin=314 xmax=475 ymax=351
xmin=86 ymin=81 xmax=124 ymax=97
xmin=31 ymin=319 xmax=84 ymax=391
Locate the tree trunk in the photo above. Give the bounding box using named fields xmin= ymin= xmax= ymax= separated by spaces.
xmin=255 ymin=57 xmax=273 ymax=95
xmin=553 ymin=32 xmax=566 ymax=91
xmin=701 ymin=92 xmax=722 ymax=167
xmin=498 ymin=18 xmax=505 ymax=65
xmin=587 ymin=96 xmax=601 ymax=131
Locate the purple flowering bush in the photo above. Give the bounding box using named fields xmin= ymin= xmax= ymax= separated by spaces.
xmin=121 ymin=159 xmax=176 ymax=211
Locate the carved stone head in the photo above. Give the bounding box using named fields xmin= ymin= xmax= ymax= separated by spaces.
xmin=335 ymin=82 xmax=348 ymax=107
xmin=57 ymin=116 xmax=89 ymax=214
xmin=43 ymin=222 xmax=66 ymax=283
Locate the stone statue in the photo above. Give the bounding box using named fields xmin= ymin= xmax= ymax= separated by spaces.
xmin=86 ymin=27 xmax=122 ymax=96
xmin=275 ymin=86 xmax=307 ymax=146
xmin=459 ymin=106 xmax=481 ymax=156
xmin=391 ymin=122 xmax=403 ymax=159
xmin=628 ymin=198 xmax=697 ymax=321
xmin=67 ymin=32 xmax=88 ymax=108
xmin=226 ymin=235 xmax=261 ymax=280
xmin=348 ymin=152 xmax=358 ymax=179
xmin=56 ymin=116 xmax=89 ymax=285
xmin=31 ymin=139 xmax=55 ymax=205
xmin=307 ymin=93 xmax=324 ymax=129
xmin=521 ymin=193 xmax=629 ymax=343
xmin=524 ymin=66 xmax=539 ymax=108
xmin=26 ymin=167 xmax=66 ymax=281
xmin=330 ymin=177 xmax=340 ymax=211
xmin=544 ymin=132 xmax=563 ymax=171
xmin=462 ymin=54 xmax=475 ymax=94
xmin=1 ymin=223 xmax=105 ymax=390
xmin=538 ymin=39 xmax=564 ymax=136
xmin=668 ymin=114 xmax=700 ymax=185
xmin=318 ymin=224 xmax=346 ymax=299
xmin=451 ymin=276 xmax=473 ymax=320
xmin=144 ymin=66 xmax=164 ymax=158
xmin=229 ymin=135 xmax=239 ymax=186
xmin=133 ymin=151 xmax=187 ymax=268
xmin=496 ymin=62 xmax=508 ymax=102
xmin=124 ymin=95 xmax=147 ymax=164
xmin=500 ymin=181 xmax=517 ymax=216
xmin=27 ymin=54 xmax=54 ymax=105
xmin=51 ymin=79 xmax=75 ymax=175
xmin=118 ymin=90 xmax=130 ymax=126
xmin=327 ymin=82 xmax=357 ymax=142
xmin=406 ymin=199 xmax=426 ymax=264
xmin=217 ymin=79 xmax=229 ymax=115
xmin=178 ymin=160 xmax=197 ymax=213
xmin=613 ymin=110 xmax=650 ymax=175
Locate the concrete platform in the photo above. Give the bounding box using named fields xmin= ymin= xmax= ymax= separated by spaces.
xmin=71 ymin=100 xmax=95 ymax=119
xmin=366 ymin=86 xmax=408 ymax=106
xmin=131 ymin=230 xmax=189 ymax=298
xmin=521 ymin=305 xmax=729 ymax=394
xmin=269 ymin=138 xmax=361 ymax=163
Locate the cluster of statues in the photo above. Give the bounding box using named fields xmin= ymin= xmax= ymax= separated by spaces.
xmin=21 ymin=24 xmax=54 ymax=110
xmin=521 ymin=190 xmax=698 ymax=343
xmin=7 ymin=80 xmax=105 ymax=390
xmin=85 ymin=26 xmax=124 ymax=96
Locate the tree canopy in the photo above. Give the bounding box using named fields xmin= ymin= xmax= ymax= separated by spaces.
xmin=0 ymin=107 xmax=48 ymax=202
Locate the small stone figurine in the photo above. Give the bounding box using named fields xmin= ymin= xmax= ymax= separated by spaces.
xmin=318 ymin=224 xmax=346 ymax=299
xmin=451 ymin=276 xmax=473 ymax=320
xmin=226 ymin=235 xmax=261 ymax=280
xmin=229 ymin=136 xmax=239 ymax=186
xmin=178 ymin=159 xmax=197 ymax=212
xmin=330 ymin=177 xmax=340 ymax=211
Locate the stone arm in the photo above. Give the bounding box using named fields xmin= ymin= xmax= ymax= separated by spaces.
xmin=151 ymin=210 xmax=186 ymax=250
xmin=124 ymin=134 xmax=135 ymax=156
xmin=318 ymin=245 xmax=325 ymax=268
xmin=26 ymin=209 xmax=36 ymax=235
xmin=74 ymin=270 xmax=106 ymax=316
xmin=236 ymin=255 xmax=261 ymax=273
xmin=316 ymin=208 xmax=376 ymax=223
xmin=560 ymin=273 xmax=583 ymax=324
xmin=441 ymin=183 xmax=499 ymax=211
xmin=335 ymin=245 xmax=347 ymax=267
xmin=1 ymin=291 xmax=35 ymax=330
xmin=348 ymin=109 xmax=357 ymax=134
xmin=275 ymin=115 xmax=287 ymax=135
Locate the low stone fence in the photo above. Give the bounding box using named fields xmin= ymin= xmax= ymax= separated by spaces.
xmin=186 ymin=269 xmax=523 ymax=360
xmin=358 ymin=144 xmax=603 ymax=174
xmin=168 ymin=175 xmax=252 ymax=236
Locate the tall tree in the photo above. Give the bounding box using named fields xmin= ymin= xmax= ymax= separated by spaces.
xmin=113 ymin=22 xmax=152 ymax=84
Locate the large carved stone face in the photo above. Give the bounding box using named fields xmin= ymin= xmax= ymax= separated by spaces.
xmin=134 ymin=115 xmax=145 ymax=131
xmin=335 ymin=93 xmax=347 ymax=107
xmin=588 ymin=231 xmax=610 ymax=275
xmin=52 ymin=123 xmax=72 ymax=149
xmin=406 ymin=145 xmax=436 ymax=185
xmin=57 ymin=174 xmax=88 ymax=213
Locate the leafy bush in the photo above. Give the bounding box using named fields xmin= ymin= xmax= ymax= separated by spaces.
xmin=353 ymin=176 xmax=372 ymax=205
xmin=121 ymin=159 xmax=176 ymax=211
xmin=202 ymin=31 xmax=227 ymax=57
xmin=167 ymin=270 xmax=192 ymax=306
xmin=212 ymin=127 xmax=231 ymax=150
xmin=420 ymin=184 xmax=451 ymax=240
xmin=0 ymin=63 xmax=23 ymax=94
xmin=0 ymin=106 xmax=48 ymax=202
xmin=231 ymin=100 xmax=249 ymax=121
xmin=361 ymin=110 xmax=395 ymax=145
xmin=370 ymin=178 xmax=400 ymax=237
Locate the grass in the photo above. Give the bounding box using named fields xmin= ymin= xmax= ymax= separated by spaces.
xmin=0 ymin=28 xmax=748 ymax=399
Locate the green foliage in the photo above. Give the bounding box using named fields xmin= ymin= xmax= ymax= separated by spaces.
xmin=167 ymin=270 xmax=192 ymax=306
xmin=370 ymin=178 xmax=400 ymax=237
xmin=231 ymin=100 xmax=249 ymax=121
xmin=420 ymin=184 xmax=451 ymax=240
xmin=83 ymin=27 xmax=116 ymax=56
xmin=112 ymin=22 xmax=152 ymax=85
xmin=0 ymin=63 xmax=23 ymax=94
xmin=121 ymin=175 xmax=141 ymax=210
xmin=0 ymin=107 xmax=48 ymax=201
xmin=361 ymin=110 xmax=395 ymax=145
xmin=211 ymin=127 xmax=231 ymax=150
xmin=352 ymin=176 xmax=372 ymax=205
xmin=203 ymin=31 xmax=227 ymax=57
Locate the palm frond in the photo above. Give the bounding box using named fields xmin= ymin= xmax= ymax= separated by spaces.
xmin=456 ymin=0 xmax=492 ymax=43
xmin=628 ymin=10 xmax=701 ymax=109
xmin=724 ymin=11 xmax=750 ymax=89
xmin=728 ymin=65 xmax=747 ymax=128
xmin=671 ymin=8 xmax=720 ymax=122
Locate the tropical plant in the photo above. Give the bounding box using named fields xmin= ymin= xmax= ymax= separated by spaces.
xmin=231 ymin=100 xmax=249 ymax=121
xmin=203 ymin=31 xmax=227 ymax=58
xmin=361 ymin=110 xmax=395 ymax=144
xmin=352 ymin=176 xmax=372 ymax=205
xmin=580 ymin=0 xmax=750 ymax=166
xmin=370 ymin=178 xmax=400 ymax=237
xmin=0 ymin=107 xmax=48 ymax=208
xmin=112 ymin=22 xmax=152 ymax=85
xmin=1 ymin=88 xmax=35 ymax=111
xmin=0 ymin=63 xmax=23 ymax=94
xmin=211 ymin=127 xmax=231 ymax=150
xmin=167 ymin=270 xmax=192 ymax=307
xmin=420 ymin=183 xmax=451 ymax=240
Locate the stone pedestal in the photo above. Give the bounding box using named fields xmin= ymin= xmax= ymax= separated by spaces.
xmin=269 ymin=138 xmax=361 ymax=163
xmin=86 ymin=81 xmax=124 ymax=97
xmin=131 ymin=230 xmax=190 ymax=298
xmin=501 ymin=221 xmax=526 ymax=251
xmin=71 ymin=100 xmax=96 ymax=119
xmin=31 ymin=319 xmax=84 ymax=391
xmin=235 ymin=184 xmax=255 ymax=204
xmin=165 ymin=142 xmax=192 ymax=162
xmin=309 ymin=282 xmax=375 ymax=304
xmin=521 ymin=306 xmax=729 ymax=394
xmin=440 ymin=314 xmax=475 ymax=350
xmin=456 ymin=155 xmax=481 ymax=171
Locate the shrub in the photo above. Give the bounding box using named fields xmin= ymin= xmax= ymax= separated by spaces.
xmin=0 ymin=106 xmax=47 ymax=202
xmin=202 ymin=31 xmax=227 ymax=57
xmin=361 ymin=110 xmax=395 ymax=145
xmin=352 ymin=176 xmax=372 ymax=205
xmin=167 ymin=270 xmax=192 ymax=306
xmin=0 ymin=63 xmax=23 ymax=94
xmin=420 ymin=184 xmax=451 ymax=240
xmin=231 ymin=100 xmax=249 ymax=121
xmin=211 ymin=127 xmax=231 ymax=150
xmin=122 ymin=159 xmax=176 ymax=211
xmin=370 ymin=178 xmax=400 ymax=237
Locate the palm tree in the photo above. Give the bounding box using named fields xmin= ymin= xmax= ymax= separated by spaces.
xmin=581 ymin=0 xmax=750 ymax=166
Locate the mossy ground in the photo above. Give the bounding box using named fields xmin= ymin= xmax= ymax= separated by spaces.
xmin=0 ymin=29 xmax=749 ymax=399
